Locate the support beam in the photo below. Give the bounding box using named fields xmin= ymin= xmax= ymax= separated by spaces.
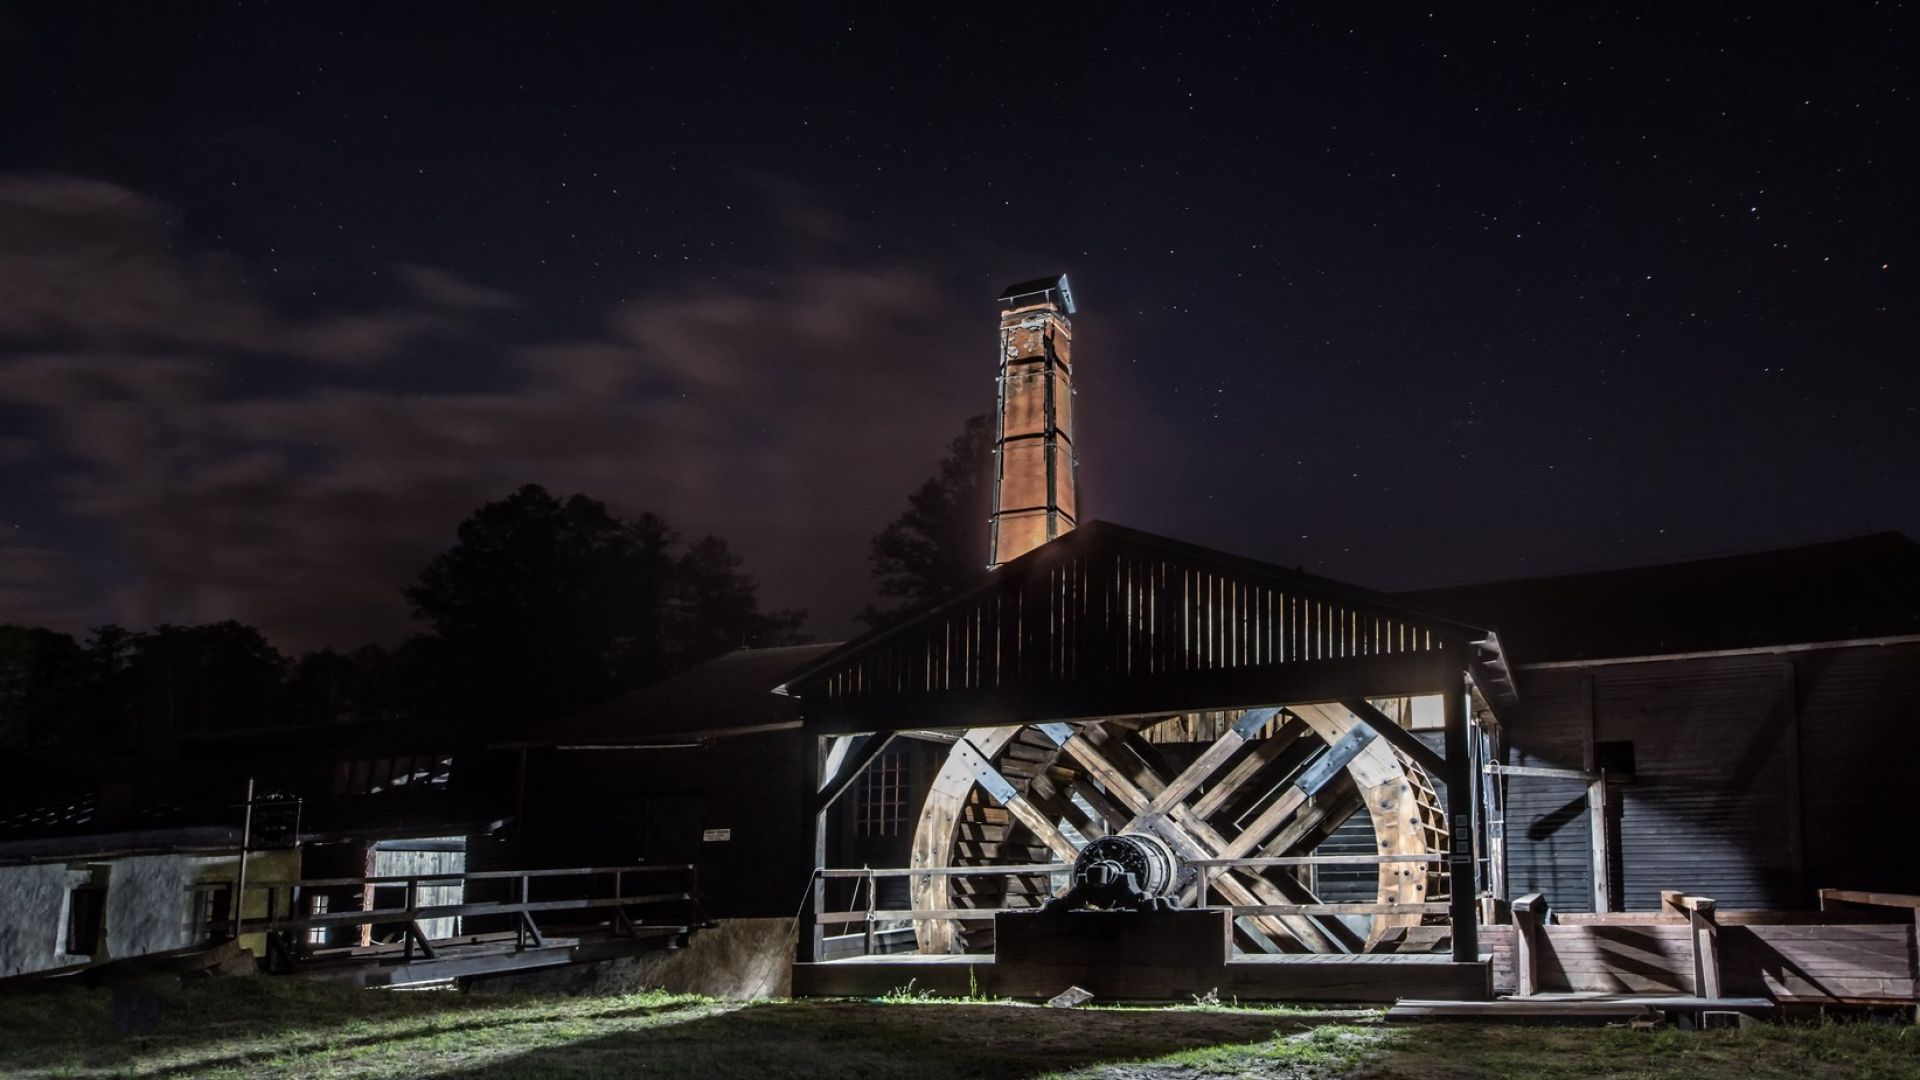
xmin=951 ymin=737 xmax=1079 ymax=863
xmin=1512 ymin=892 xmax=1548 ymax=997
xmin=1665 ymin=892 xmax=1720 ymax=998
xmin=1134 ymin=708 xmax=1278 ymax=823
xmin=814 ymin=732 xmax=899 ymax=815
xmin=1589 ymin=772 xmax=1613 ymax=913
xmin=800 ymin=733 xmax=826 ymax=963
xmin=1041 ymin=724 xmax=1354 ymax=953
xmin=1189 ymin=715 xmax=1304 ymax=820
xmin=1442 ymin=658 xmax=1478 ymax=962
xmin=1341 ymin=699 xmax=1448 ymax=778
xmin=1216 ymin=726 xmax=1376 ymax=862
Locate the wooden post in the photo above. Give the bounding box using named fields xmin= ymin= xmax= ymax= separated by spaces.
xmin=1511 ymin=892 xmax=1549 ymax=997
xmin=1664 ymin=891 xmax=1720 ymax=999
xmin=1442 ymin=658 xmax=1478 ymax=963
xmin=1588 ymin=772 xmax=1612 ymax=913
xmin=862 ymin=869 xmax=877 ymax=956
xmin=801 ymin=733 xmax=827 ymax=963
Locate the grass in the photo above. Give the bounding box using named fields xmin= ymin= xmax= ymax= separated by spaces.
xmin=0 ymin=977 xmax=1913 ymax=1079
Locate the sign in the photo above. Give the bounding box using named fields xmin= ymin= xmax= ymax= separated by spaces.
xmin=701 ymin=828 xmax=732 ymax=843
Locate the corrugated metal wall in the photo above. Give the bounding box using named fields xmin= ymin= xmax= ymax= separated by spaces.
xmin=1503 ymin=642 xmax=1920 ymax=913
xmin=1596 ymin=655 xmax=1798 ymax=910
xmin=1502 ymin=670 xmax=1595 ymax=912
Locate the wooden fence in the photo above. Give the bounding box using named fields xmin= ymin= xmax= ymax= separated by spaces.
xmin=1490 ymin=889 xmax=1919 ymax=1005
xmin=228 ymin=864 xmax=701 ymax=971
xmin=812 ymin=854 xmax=1449 ymax=956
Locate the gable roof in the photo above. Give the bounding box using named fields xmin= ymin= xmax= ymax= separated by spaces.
xmin=778 ymin=521 xmax=1494 ymax=731
xmin=511 ymin=643 xmax=841 ymax=748
xmin=1396 ymin=532 xmax=1920 ymax=666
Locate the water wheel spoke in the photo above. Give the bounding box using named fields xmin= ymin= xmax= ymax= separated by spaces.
xmin=1037 ymin=722 xmax=1346 ymax=952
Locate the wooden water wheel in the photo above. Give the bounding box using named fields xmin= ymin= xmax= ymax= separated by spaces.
xmin=908 ymin=704 xmax=1450 ymax=955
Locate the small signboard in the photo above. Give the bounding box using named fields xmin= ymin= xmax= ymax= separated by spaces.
xmin=701 ymin=828 xmax=732 ymax=843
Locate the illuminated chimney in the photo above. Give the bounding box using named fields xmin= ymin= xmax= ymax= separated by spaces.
xmin=988 ymin=274 xmax=1078 ymax=568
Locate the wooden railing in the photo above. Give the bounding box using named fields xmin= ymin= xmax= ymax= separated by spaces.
xmin=810 ymin=854 xmax=1450 ymax=957
xmin=1497 ymin=888 xmax=1919 ymax=1004
xmin=224 ymin=864 xmax=702 ymax=970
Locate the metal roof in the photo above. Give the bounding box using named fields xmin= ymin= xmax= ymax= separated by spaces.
xmin=514 ymin=643 xmax=842 ymax=748
xmin=1396 ymin=531 xmax=1920 ymax=666
xmin=996 ymin=273 xmax=1075 ymax=314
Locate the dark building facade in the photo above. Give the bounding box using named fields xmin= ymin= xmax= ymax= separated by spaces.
xmin=1403 ymin=531 xmax=1920 ymax=913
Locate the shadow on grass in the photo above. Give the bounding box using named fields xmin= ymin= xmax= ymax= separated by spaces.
xmin=0 ymin=979 xmax=702 ymax=1077
xmin=424 ymin=1001 xmax=1326 ymax=1080
xmin=137 ymin=998 xmax=722 ymax=1079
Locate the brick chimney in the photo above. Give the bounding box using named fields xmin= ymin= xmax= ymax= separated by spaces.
xmin=988 ymin=274 xmax=1078 ymax=568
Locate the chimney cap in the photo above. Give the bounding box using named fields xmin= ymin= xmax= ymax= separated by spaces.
xmin=997 ymin=274 xmax=1075 ymax=315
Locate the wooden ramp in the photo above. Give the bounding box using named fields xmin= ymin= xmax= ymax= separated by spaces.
xmin=1388 ymin=992 xmax=1775 ymax=1024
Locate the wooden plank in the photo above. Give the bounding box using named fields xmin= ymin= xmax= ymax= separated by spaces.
xmin=1187 ymin=854 xmax=1446 ymax=868
xmin=1820 ymin=889 xmax=1920 ymax=910
xmin=1047 ymin=724 xmax=1339 ymax=952
xmin=1691 ymin=905 xmax=1722 ymax=999
xmin=1486 ymin=763 xmax=1604 ymax=782
xmin=1512 ymin=892 xmax=1547 ymax=997
xmin=1188 ymin=716 xmax=1304 ymax=819
xmin=1228 ymin=903 xmax=1449 ymax=916
xmin=950 ymin=737 xmax=1078 ymax=863
xmin=1588 ymin=773 xmax=1612 ymax=913
xmin=814 ymin=732 xmax=898 ymax=814
xmin=1132 ymin=707 xmax=1279 ymax=823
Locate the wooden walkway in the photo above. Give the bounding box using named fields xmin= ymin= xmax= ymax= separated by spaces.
xmin=1388 ymin=992 xmax=1775 ymax=1024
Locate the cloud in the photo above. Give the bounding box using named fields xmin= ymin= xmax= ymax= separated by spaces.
xmin=0 ymin=536 xmax=91 ymax=632
xmin=0 ymin=174 xmax=991 ymax=649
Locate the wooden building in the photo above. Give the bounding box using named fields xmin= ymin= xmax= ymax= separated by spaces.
xmin=493 ymin=643 xmax=949 ymax=923
xmin=0 ymin=721 xmax=504 ymax=979
xmin=1401 ymin=531 xmax=1920 ymax=914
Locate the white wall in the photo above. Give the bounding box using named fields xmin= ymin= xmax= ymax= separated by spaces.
xmin=0 ymin=863 xmax=91 ymax=978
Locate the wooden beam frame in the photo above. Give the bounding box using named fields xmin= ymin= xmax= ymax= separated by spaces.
xmin=1038 ymin=723 xmax=1360 ymax=953
xmin=1442 ymin=657 xmax=1478 ymax=963
xmin=1341 ymin=699 xmax=1447 ymax=777
xmin=814 ymin=732 xmax=899 ymax=815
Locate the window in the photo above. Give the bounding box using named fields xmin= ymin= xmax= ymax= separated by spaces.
xmin=1594 ymin=740 xmax=1636 ymax=777
xmin=306 ymin=893 xmax=330 ymax=946
xmin=333 ymin=754 xmax=455 ymax=795
xmin=64 ymin=885 xmax=104 ymax=956
xmin=857 ymin=749 xmax=907 ymax=837
xmin=191 ymin=884 xmax=233 ymax=942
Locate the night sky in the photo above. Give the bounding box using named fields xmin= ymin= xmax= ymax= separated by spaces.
xmin=0 ymin=5 xmax=1913 ymax=650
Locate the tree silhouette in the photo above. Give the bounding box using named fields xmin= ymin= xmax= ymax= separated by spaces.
xmin=406 ymin=484 xmax=804 ymax=735
xmin=0 ymin=625 xmax=91 ymax=748
xmin=860 ymin=414 xmax=995 ymax=629
xmin=670 ymin=536 xmax=805 ymax=671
